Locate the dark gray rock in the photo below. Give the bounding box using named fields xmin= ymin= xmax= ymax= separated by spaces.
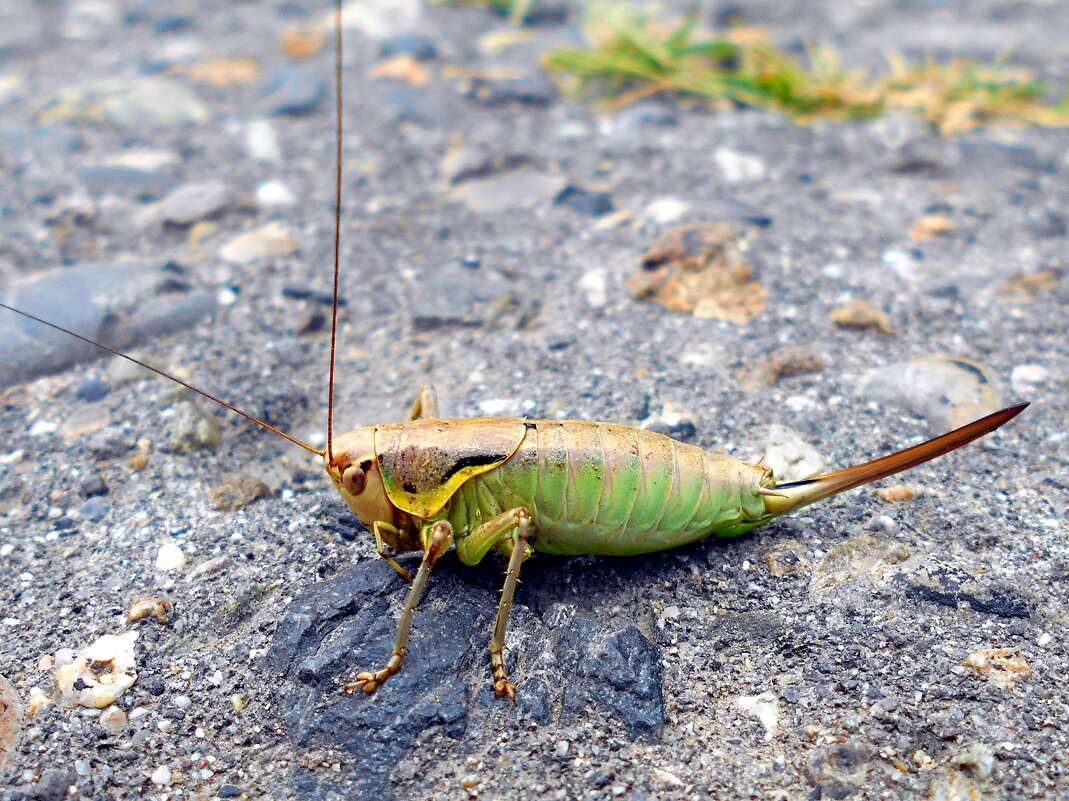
xmin=0 ymin=262 xmax=215 ymax=387
xmin=265 ymin=559 xmax=664 ymax=799
xmin=262 ymin=560 xmax=487 ymax=801
xmin=554 ymin=614 xmax=664 ymax=739
xmin=27 ymin=770 xmax=77 ymax=801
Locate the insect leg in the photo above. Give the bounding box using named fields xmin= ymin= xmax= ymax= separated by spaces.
xmin=454 ymin=508 xmax=533 ymax=700
xmin=373 ymin=521 xmax=411 ymax=581
xmin=343 ymin=520 xmax=454 ymax=694
xmin=408 ymin=385 xmax=440 ymax=420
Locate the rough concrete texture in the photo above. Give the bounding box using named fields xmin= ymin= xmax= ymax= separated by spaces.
xmin=0 ymin=1 xmax=1067 ymax=799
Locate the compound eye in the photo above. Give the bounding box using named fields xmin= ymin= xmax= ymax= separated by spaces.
xmin=342 ymin=465 xmax=366 ymax=495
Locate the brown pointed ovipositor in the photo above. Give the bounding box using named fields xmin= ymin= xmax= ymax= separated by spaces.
xmin=0 ymin=1 xmax=1028 ymax=700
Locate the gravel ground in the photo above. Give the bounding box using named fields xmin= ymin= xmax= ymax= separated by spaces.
xmin=1 ymin=1 xmax=1067 ymax=799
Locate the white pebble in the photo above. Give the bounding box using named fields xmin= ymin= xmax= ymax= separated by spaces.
xmin=554 ymin=739 xmax=570 ymax=758
xmin=714 ymin=147 xmax=767 ymax=183
xmin=643 ymin=196 xmax=690 ymax=225
xmin=150 ymin=765 xmax=171 ymax=786
xmin=1011 ymin=364 xmax=1048 ymax=394
xmin=99 ymin=706 xmax=127 ymax=734
xmin=874 ymin=514 xmax=897 ymax=533
xmin=578 ymin=269 xmax=608 ymax=308
xmin=155 ymin=543 xmax=186 ymax=572
xmin=28 ymin=420 xmax=57 ymax=437
xmin=734 ymin=692 xmax=780 ymax=741
xmin=174 ymin=694 xmax=192 ymax=710
xmin=256 ymin=180 xmax=296 ymax=208
xmin=1037 ymin=631 xmax=1052 ymax=648
xmin=246 ymin=118 xmax=282 ymax=163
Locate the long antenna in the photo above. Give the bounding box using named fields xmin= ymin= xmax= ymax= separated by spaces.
xmin=0 ymin=302 xmax=324 ymax=456
xmin=326 ymin=0 xmax=342 ymax=466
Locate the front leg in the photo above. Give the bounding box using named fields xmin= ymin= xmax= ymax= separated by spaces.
xmin=343 ymin=520 xmax=454 ymax=694
xmin=455 ymin=508 xmax=533 ymax=700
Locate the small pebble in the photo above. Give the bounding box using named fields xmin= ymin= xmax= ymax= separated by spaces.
xmin=379 ymin=33 xmax=438 ymax=61
xmin=208 ymin=475 xmax=272 ymax=511
xmin=155 ymin=543 xmax=186 ymax=572
xmin=578 ymin=270 xmax=608 ymax=308
xmin=77 ymin=496 xmax=109 ymax=522
xmin=246 ymin=119 xmax=282 ymax=163
xmin=150 ymin=765 xmax=171 ymax=786
xmin=127 ymin=595 xmax=173 ymax=625
xmin=643 ymin=197 xmax=690 ymax=225
xmin=460 ymin=775 xmax=480 ymax=789
xmin=219 ymin=222 xmax=300 ymax=265
xmin=1011 ymin=364 xmax=1048 ymax=394
xmin=156 ymin=181 xmax=232 ymax=226
xmin=255 ymin=180 xmax=296 ymax=209
xmin=714 ymin=147 xmax=767 ymax=183
xmin=75 ymin=378 xmax=111 ymax=402
xmin=131 ymin=729 xmax=151 ymax=748
xmin=187 ymin=556 xmax=230 ymax=582
xmin=263 ymin=65 xmax=326 ymax=116
xmin=174 ymin=695 xmax=192 ymax=711
xmin=98 ymin=706 xmax=127 ymax=734
xmin=876 ymin=485 xmax=917 ymax=502
xmin=26 ymin=687 xmax=51 ymax=716
xmin=79 ymin=473 xmax=108 ymax=497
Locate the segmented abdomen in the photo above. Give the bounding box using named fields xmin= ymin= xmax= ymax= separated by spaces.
xmin=444 ymin=421 xmax=768 ymax=556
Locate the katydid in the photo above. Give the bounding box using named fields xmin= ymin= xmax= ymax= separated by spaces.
xmin=0 ymin=0 xmax=1028 ymax=701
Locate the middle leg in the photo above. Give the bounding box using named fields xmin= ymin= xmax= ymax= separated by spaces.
xmin=455 ymin=507 xmax=532 ymax=699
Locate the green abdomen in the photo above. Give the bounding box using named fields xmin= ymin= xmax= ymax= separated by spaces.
xmin=442 ymin=421 xmax=767 ymax=556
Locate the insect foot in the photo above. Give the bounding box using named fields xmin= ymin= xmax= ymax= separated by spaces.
xmin=343 ymin=653 xmax=404 ymax=695
xmin=491 ymin=651 xmax=516 ymax=700
xmin=341 ymin=521 xmax=455 ymax=696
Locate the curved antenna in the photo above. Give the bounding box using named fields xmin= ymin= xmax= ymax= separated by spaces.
xmin=0 ymin=302 xmax=324 ymax=456
xmin=326 ymin=0 xmax=343 ymax=466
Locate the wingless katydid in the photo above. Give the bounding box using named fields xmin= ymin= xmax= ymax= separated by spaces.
xmin=0 ymin=1 xmax=1027 ymax=700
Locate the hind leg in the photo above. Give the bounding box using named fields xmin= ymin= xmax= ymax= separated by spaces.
xmin=408 ymin=385 xmax=439 ymax=420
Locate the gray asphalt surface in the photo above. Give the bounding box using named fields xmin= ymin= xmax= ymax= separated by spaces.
xmin=0 ymin=1 xmax=1067 ymax=799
